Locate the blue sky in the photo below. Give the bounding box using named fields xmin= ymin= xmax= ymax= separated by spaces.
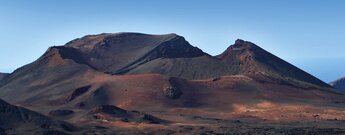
xmin=1 ymin=0 xmax=345 ymax=82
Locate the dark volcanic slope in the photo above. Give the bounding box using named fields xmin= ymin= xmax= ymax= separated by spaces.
xmin=0 ymin=99 xmax=77 ymax=134
xmin=217 ymin=39 xmax=330 ymax=87
xmin=124 ymin=39 xmax=330 ymax=88
xmin=330 ymin=77 xmax=345 ymax=91
xmin=0 ymin=73 xmax=8 ymax=81
xmin=65 ymin=33 xmax=207 ymax=73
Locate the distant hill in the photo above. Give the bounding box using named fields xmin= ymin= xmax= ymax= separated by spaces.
xmin=330 ymin=77 xmax=345 ymax=91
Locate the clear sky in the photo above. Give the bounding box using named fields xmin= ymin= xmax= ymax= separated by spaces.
xmin=1 ymin=0 xmax=345 ymax=82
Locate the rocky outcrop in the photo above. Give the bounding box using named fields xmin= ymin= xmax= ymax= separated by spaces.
xmin=68 ymin=85 xmax=92 ymax=101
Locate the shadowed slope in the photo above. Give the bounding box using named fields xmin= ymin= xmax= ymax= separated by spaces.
xmin=0 ymin=99 xmax=77 ymax=134
xmin=0 ymin=73 xmax=8 ymax=81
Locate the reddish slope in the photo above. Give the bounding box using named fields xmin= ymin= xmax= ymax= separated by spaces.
xmin=217 ymin=39 xmax=330 ymax=88
xmin=1 ymin=73 xmax=343 ymax=127
xmin=4 ymin=73 xmax=343 ymax=115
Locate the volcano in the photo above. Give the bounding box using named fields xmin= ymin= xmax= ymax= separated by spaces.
xmin=0 ymin=33 xmax=344 ymax=134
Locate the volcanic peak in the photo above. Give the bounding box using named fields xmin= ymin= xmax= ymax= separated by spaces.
xmin=217 ymin=39 xmax=256 ymax=60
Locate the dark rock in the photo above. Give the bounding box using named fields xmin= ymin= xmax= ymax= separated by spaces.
xmin=163 ymin=78 xmax=183 ymax=99
xmin=212 ymin=77 xmax=221 ymax=82
xmin=163 ymin=85 xmax=182 ymax=99
xmin=313 ymin=114 xmax=320 ymax=118
xmin=235 ymin=39 xmax=245 ymax=45
xmin=94 ymin=105 xmax=127 ymax=116
xmin=121 ymin=118 xmax=129 ymax=122
xmin=69 ymin=85 xmax=91 ymax=101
